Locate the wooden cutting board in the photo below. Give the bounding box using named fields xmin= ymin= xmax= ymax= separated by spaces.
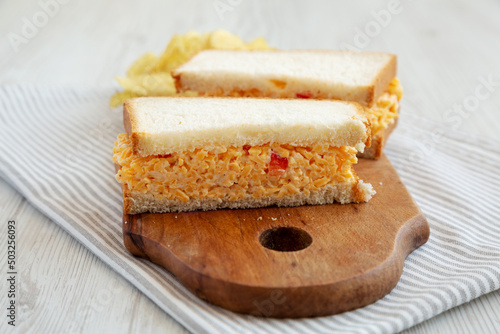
xmin=122 ymin=154 xmax=430 ymax=318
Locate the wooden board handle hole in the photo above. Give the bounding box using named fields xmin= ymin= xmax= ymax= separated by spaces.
xmin=259 ymin=227 xmax=312 ymax=252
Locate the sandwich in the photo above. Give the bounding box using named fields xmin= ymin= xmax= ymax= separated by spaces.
xmin=172 ymin=50 xmax=403 ymax=159
xmin=112 ymin=97 xmax=375 ymax=214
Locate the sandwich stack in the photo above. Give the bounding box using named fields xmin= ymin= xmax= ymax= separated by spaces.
xmin=112 ymin=48 xmax=429 ymax=318
xmin=173 ymin=50 xmax=402 ymax=159
xmin=113 ymin=97 xmax=375 ymax=214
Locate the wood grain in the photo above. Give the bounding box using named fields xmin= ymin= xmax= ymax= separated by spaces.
xmin=122 ymin=154 xmax=429 ymax=317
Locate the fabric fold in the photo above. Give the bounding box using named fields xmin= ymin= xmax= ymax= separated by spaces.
xmin=0 ymin=84 xmax=498 ymax=334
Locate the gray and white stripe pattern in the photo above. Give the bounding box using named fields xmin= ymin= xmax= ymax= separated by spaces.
xmin=0 ymin=85 xmax=499 ymax=334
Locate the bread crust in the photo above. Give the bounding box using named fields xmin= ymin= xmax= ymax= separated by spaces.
xmin=370 ymin=55 xmax=397 ymax=107
xmin=121 ymin=181 xmax=374 ymax=214
xmin=172 ymin=71 xmax=182 ymax=93
xmin=114 ymin=163 xmax=132 ymax=215
xmin=123 ymin=100 xmax=143 ymax=156
xmin=123 ymin=101 xmax=133 ymax=137
xmin=172 ymin=50 xmax=397 ymax=107
xmin=357 ymin=117 xmax=398 ymax=160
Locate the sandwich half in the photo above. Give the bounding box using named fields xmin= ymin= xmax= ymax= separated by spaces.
xmin=112 ymin=97 xmax=375 ymax=214
xmin=172 ymin=50 xmax=403 ymax=159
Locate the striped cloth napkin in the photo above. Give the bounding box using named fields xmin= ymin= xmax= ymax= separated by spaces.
xmin=0 ymin=84 xmax=499 ymax=334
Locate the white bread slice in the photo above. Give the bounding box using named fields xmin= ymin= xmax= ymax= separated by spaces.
xmin=124 ymin=97 xmax=371 ymax=157
xmin=121 ymin=180 xmax=374 ymax=214
xmin=173 ymin=50 xmax=396 ymax=107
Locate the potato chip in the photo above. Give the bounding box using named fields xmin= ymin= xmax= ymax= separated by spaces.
xmin=208 ymin=30 xmax=247 ymax=50
xmin=109 ymin=91 xmax=136 ymax=108
xmin=246 ymin=37 xmax=270 ymax=50
xmin=127 ymin=53 xmax=157 ymax=77
xmin=110 ymin=30 xmax=272 ymax=107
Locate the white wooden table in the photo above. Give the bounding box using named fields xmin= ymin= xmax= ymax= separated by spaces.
xmin=1 ymin=0 xmax=499 ymax=332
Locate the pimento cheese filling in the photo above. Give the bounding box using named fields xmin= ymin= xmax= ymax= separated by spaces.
xmin=113 ymin=134 xmax=360 ymax=203
xmin=367 ymin=78 xmax=403 ymax=134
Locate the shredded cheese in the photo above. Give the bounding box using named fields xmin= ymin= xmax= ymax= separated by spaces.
xmin=367 ymin=78 xmax=403 ymax=134
xmin=113 ymin=134 xmax=359 ymax=203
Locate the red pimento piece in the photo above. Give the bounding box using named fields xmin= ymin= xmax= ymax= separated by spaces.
xmin=243 ymin=145 xmax=251 ymax=154
xmin=269 ymin=152 xmax=289 ymax=177
xmin=296 ymin=92 xmax=312 ymax=99
xmin=158 ymin=154 xmax=172 ymax=159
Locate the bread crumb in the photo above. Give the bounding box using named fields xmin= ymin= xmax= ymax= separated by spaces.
xmin=271 ymin=217 xmax=277 ymax=221
xmin=175 ymin=216 xmax=177 ymax=218
xmin=379 ymin=182 xmax=383 ymax=185
xmin=257 ymin=216 xmax=262 ymax=221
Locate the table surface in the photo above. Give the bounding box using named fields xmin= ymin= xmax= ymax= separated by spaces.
xmin=1 ymin=0 xmax=499 ymax=333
